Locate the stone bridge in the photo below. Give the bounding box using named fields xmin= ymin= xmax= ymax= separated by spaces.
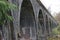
xmin=0 ymin=0 xmax=58 ymax=40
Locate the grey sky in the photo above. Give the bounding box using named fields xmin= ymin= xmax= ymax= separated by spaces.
xmin=40 ymin=0 xmax=60 ymax=16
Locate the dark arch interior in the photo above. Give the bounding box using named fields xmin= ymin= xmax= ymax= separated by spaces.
xmin=20 ymin=0 xmax=35 ymax=38
xmin=49 ymin=18 xmax=52 ymax=32
xmin=10 ymin=22 xmax=14 ymax=40
xmin=20 ymin=0 xmax=35 ymax=26
xmin=46 ymin=15 xmax=49 ymax=34
xmin=8 ymin=11 xmax=14 ymax=40
xmin=7 ymin=10 xmax=14 ymax=40
xmin=38 ymin=10 xmax=44 ymax=26
xmin=38 ymin=10 xmax=44 ymax=34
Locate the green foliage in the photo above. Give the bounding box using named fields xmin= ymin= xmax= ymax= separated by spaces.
xmin=48 ymin=36 xmax=60 ymax=40
xmin=48 ymin=9 xmax=60 ymax=40
xmin=0 ymin=0 xmax=17 ymax=25
xmin=52 ymin=23 xmax=60 ymax=35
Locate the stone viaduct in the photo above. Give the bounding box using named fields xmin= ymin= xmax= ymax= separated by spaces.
xmin=0 ymin=0 xmax=58 ymax=40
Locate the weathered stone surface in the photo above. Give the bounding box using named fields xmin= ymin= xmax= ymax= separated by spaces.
xmin=1 ymin=0 xmax=58 ymax=40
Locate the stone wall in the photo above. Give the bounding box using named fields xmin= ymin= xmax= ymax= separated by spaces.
xmin=1 ymin=0 xmax=58 ymax=40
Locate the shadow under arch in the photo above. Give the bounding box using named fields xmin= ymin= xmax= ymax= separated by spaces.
xmin=1 ymin=10 xmax=14 ymax=40
xmin=38 ymin=9 xmax=44 ymax=34
xmin=46 ymin=15 xmax=49 ymax=34
xmin=8 ymin=11 xmax=14 ymax=40
xmin=20 ymin=0 xmax=35 ymax=40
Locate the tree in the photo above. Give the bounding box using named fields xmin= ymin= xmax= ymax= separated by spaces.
xmin=54 ymin=12 xmax=60 ymax=23
xmin=47 ymin=12 xmax=60 ymax=40
xmin=0 ymin=0 xmax=17 ymax=25
xmin=52 ymin=12 xmax=60 ymax=35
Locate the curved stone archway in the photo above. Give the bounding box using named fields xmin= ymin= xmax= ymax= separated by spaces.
xmin=7 ymin=11 xmax=14 ymax=40
xmin=46 ymin=15 xmax=49 ymax=34
xmin=38 ymin=10 xmax=44 ymax=26
xmin=38 ymin=10 xmax=44 ymax=34
xmin=20 ymin=0 xmax=36 ymax=40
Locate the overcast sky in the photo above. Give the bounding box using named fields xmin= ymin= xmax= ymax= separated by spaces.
xmin=40 ymin=0 xmax=60 ymax=16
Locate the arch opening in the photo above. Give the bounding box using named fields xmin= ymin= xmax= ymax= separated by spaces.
xmin=46 ymin=15 xmax=49 ymax=34
xmin=8 ymin=11 xmax=14 ymax=40
xmin=38 ymin=10 xmax=44 ymax=34
xmin=20 ymin=0 xmax=35 ymax=39
xmin=38 ymin=10 xmax=44 ymax=26
xmin=49 ymin=18 xmax=52 ymax=32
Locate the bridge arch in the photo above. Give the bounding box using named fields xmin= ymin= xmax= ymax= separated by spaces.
xmin=7 ymin=11 xmax=14 ymax=40
xmin=46 ymin=15 xmax=49 ymax=34
xmin=38 ymin=9 xmax=44 ymax=34
xmin=20 ymin=0 xmax=35 ymax=40
xmin=38 ymin=10 xmax=44 ymax=26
